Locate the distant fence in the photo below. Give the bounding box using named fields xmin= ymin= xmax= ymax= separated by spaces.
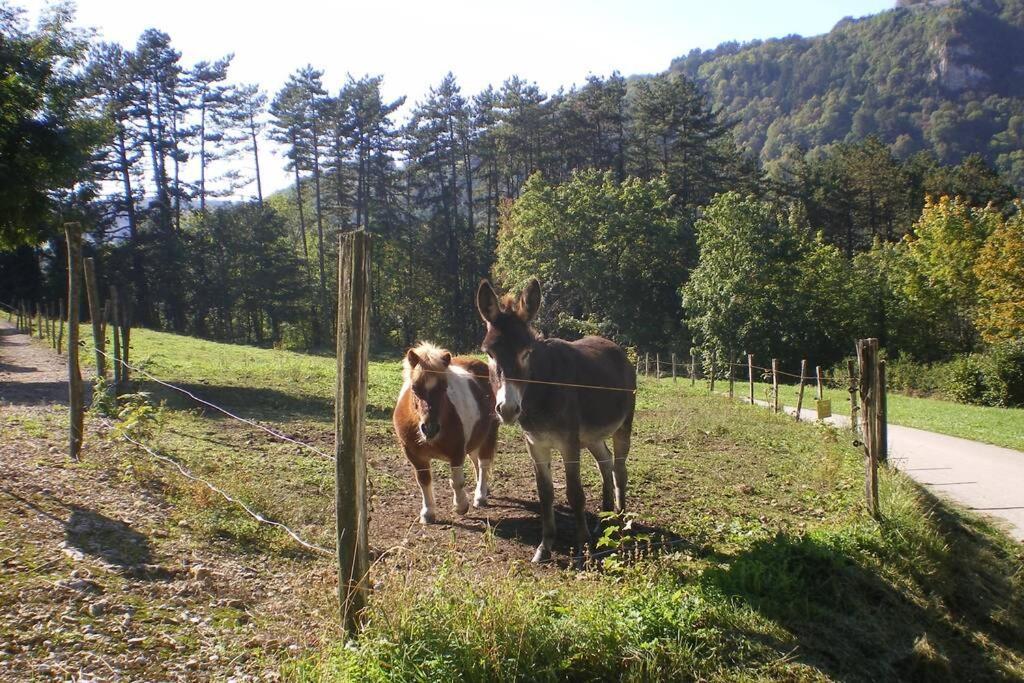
xmin=637 ymin=344 xmax=887 ymax=518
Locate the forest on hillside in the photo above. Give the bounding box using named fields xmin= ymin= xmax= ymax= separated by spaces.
xmin=1 ymin=1 xmax=1022 ymax=405
xmin=670 ymin=0 xmax=1024 ymax=186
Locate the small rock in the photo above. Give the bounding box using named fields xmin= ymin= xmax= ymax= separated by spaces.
xmin=190 ymin=565 xmax=210 ymax=581
xmin=87 ymin=601 xmax=107 ymax=617
xmin=734 ymin=484 xmax=755 ymax=495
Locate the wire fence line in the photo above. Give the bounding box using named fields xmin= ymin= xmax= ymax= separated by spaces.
xmin=89 ymin=345 xmax=335 ymax=461
xmin=644 ymin=355 xmax=856 ymax=383
xmin=107 ymin=420 xmax=334 ymax=557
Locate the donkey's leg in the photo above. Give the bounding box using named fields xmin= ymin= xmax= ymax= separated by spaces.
xmin=450 ymin=457 xmax=470 ymax=516
xmin=563 ymin=437 xmax=590 ymax=563
xmin=413 ymin=460 xmax=437 ymax=524
xmin=588 ymin=441 xmax=615 ymax=513
xmin=611 ymin=426 xmax=631 ymax=513
xmin=527 ymin=437 xmax=556 ymax=563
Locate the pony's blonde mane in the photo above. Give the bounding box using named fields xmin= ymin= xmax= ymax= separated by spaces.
xmin=403 ymin=341 xmax=452 ymax=384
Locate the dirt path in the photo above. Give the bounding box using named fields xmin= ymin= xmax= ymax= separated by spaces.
xmin=0 ymin=321 xmax=332 ymax=681
xmin=749 ymin=397 xmax=1024 ymax=542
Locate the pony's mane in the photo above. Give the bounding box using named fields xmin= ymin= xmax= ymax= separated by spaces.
xmin=403 ymin=341 xmax=452 ymax=383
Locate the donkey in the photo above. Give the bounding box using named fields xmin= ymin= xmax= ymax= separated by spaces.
xmin=477 ymin=278 xmax=635 ymax=563
xmin=393 ymin=342 xmax=499 ymax=524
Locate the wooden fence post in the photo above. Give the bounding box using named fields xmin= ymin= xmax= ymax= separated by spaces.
xmin=644 ymin=352 xmax=650 ymax=378
xmin=120 ymin=302 xmax=131 ymax=387
xmin=879 ymin=360 xmax=888 ymax=464
xmin=65 ymin=224 xmax=84 ymax=461
xmin=671 ymin=353 xmax=677 ymax=382
xmin=748 ymin=354 xmax=754 ymax=405
xmin=655 ymin=353 xmax=660 ymax=380
xmin=771 ymin=359 xmax=780 ymax=413
xmin=83 ymin=257 xmax=105 ymax=381
xmin=57 ymin=299 xmax=65 ymax=354
xmin=335 ymin=230 xmax=371 ymax=633
xmin=709 ymin=357 xmax=716 ymax=393
xmin=795 ymin=359 xmax=808 ymax=422
xmin=690 ymin=351 xmax=696 ymax=386
xmin=109 ymin=287 xmax=122 ymax=394
xmin=816 ymin=365 xmax=824 ymax=401
xmin=728 ymin=354 xmax=735 ymax=399
xmin=856 ymin=339 xmax=880 ymax=518
xmin=847 ymin=359 xmax=858 ymax=436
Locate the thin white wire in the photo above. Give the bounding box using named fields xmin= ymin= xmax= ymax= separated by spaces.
xmin=109 ymin=421 xmax=334 ymax=557
xmin=91 ymin=346 xmax=334 ymax=461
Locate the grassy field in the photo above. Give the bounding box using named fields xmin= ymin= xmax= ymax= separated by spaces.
xmin=64 ymin=329 xmax=1024 ymax=679
xmin=721 ymin=374 xmax=1024 ymax=452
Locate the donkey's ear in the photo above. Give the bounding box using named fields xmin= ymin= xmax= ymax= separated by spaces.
xmin=405 ymin=348 xmax=420 ymax=368
xmin=441 ymin=352 xmax=452 ymax=366
xmin=477 ymin=280 xmax=500 ymax=323
xmin=517 ymin=278 xmax=541 ymax=322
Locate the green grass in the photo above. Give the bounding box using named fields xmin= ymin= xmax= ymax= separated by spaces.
xmin=725 ymin=375 xmax=1024 ymax=451
xmin=76 ymin=329 xmax=1024 ymax=680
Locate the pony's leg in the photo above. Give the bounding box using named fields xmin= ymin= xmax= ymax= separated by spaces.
xmin=450 ymin=459 xmax=470 ymax=515
xmin=471 ymin=422 xmax=498 ymax=507
xmin=414 ymin=460 xmax=437 ymax=524
xmin=527 ymin=437 xmax=556 ymax=564
xmin=612 ymin=425 xmax=631 ymax=514
xmin=562 ymin=436 xmax=590 ymax=564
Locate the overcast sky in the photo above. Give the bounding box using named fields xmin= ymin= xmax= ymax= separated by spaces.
xmin=20 ymin=0 xmax=894 ymax=196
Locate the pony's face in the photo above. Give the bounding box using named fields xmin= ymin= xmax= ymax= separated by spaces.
xmin=405 ymin=347 xmax=451 ymax=441
xmin=477 ymin=278 xmax=541 ymax=425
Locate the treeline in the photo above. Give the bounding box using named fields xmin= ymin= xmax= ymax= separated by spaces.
xmin=2 ymin=4 xmax=1022 ymax=386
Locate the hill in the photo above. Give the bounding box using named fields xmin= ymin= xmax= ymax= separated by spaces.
xmin=669 ymin=0 xmax=1024 ymax=186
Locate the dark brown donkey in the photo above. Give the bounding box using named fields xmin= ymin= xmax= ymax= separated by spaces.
xmin=477 ymin=278 xmax=636 ymax=563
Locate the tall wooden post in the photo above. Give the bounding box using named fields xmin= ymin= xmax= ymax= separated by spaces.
xmin=795 ymin=359 xmax=808 ymax=422
xmin=709 ymin=358 xmax=716 ymax=393
xmin=671 ymin=353 xmax=677 ymax=382
xmin=120 ymin=302 xmax=131 ymax=387
xmin=644 ymin=353 xmax=650 ymax=378
xmin=728 ymin=354 xmax=735 ymax=398
xmin=65 ymin=224 xmax=84 ymax=460
xmin=771 ymin=358 xmax=780 ymax=413
xmin=856 ymin=339 xmax=880 ymax=518
xmin=847 ymin=359 xmax=858 ymax=436
xmin=878 ymin=360 xmax=888 ymax=464
xmin=748 ymin=353 xmax=755 ymax=405
xmin=335 ymin=230 xmax=371 ymax=633
xmin=655 ymin=353 xmax=660 ymax=380
xmin=83 ymin=258 xmax=105 ymax=381
xmin=690 ymin=351 xmax=696 ymax=386
xmin=816 ymin=365 xmax=824 ymax=401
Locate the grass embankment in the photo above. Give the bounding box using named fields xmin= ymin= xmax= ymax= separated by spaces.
xmin=734 ymin=375 xmax=1024 ymax=452
xmin=99 ymin=329 xmax=1023 ymax=680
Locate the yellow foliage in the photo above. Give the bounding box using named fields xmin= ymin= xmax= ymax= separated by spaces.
xmin=974 ymin=204 xmax=1024 ymax=343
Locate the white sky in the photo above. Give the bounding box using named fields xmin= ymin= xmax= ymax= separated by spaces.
xmin=20 ymin=0 xmax=894 ymax=196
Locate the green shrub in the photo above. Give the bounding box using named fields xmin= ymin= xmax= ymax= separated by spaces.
xmin=885 ymin=356 xmax=949 ymax=397
xmin=942 ymin=355 xmax=989 ymax=405
xmin=980 ymin=340 xmax=1024 ymax=407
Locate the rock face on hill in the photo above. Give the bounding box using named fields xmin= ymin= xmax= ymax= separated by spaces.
xmin=669 ymin=0 xmax=1024 ymax=186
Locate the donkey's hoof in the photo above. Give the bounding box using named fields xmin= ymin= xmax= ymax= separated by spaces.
xmin=532 ymin=546 xmax=552 ymax=564
xmin=454 ymin=501 xmax=470 ymax=516
xmin=419 ymin=510 xmax=436 ymax=525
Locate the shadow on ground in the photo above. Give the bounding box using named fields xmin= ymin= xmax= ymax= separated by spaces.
xmin=700 ymin=488 xmax=1024 ymax=681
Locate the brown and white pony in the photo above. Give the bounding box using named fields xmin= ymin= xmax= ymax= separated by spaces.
xmin=477 ymin=278 xmax=635 ymax=563
xmin=393 ymin=342 xmax=499 ymax=524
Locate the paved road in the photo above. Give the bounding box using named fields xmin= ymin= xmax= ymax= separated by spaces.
xmin=749 ymin=398 xmax=1024 ymax=542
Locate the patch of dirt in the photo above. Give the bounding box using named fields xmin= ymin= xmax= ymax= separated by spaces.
xmin=0 ymin=323 xmax=72 ymax=406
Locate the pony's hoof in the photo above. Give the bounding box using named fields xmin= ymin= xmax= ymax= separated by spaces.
xmin=473 ymin=495 xmax=488 ymax=508
xmin=454 ymin=500 xmax=470 ymax=516
xmin=532 ymin=546 xmax=552 ymax=564
xmin=419 ymin=510 xmax=436 ymax=525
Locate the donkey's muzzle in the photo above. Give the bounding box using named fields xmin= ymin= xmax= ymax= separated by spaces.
xmin=421 ymin=422 xmax=440 ymax=440
xmin=496 ymin=401 xmax=521 ymax=424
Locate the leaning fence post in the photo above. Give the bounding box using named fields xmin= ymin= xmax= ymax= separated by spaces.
xmin=795 ymin=359 xmax=808 ymax=422
xmin=847 ymin=359 xmax=859 ymax=436
xmin=335 ymin=230 xmax=371 ymax=633
xmin=65 ymin=223 xmax=84 ymax=460
xmin=748 ymin=353 xmax=754 ymax=405
xmin=856 ymin=339 xmax=880 ymax=518
xmin=83 ymin=257 xmax=106 ymax=381
xmin=671 ymin=353 xmax=677 ymax=382
xmin=771 ymin=359 xmax=780 ymax=413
